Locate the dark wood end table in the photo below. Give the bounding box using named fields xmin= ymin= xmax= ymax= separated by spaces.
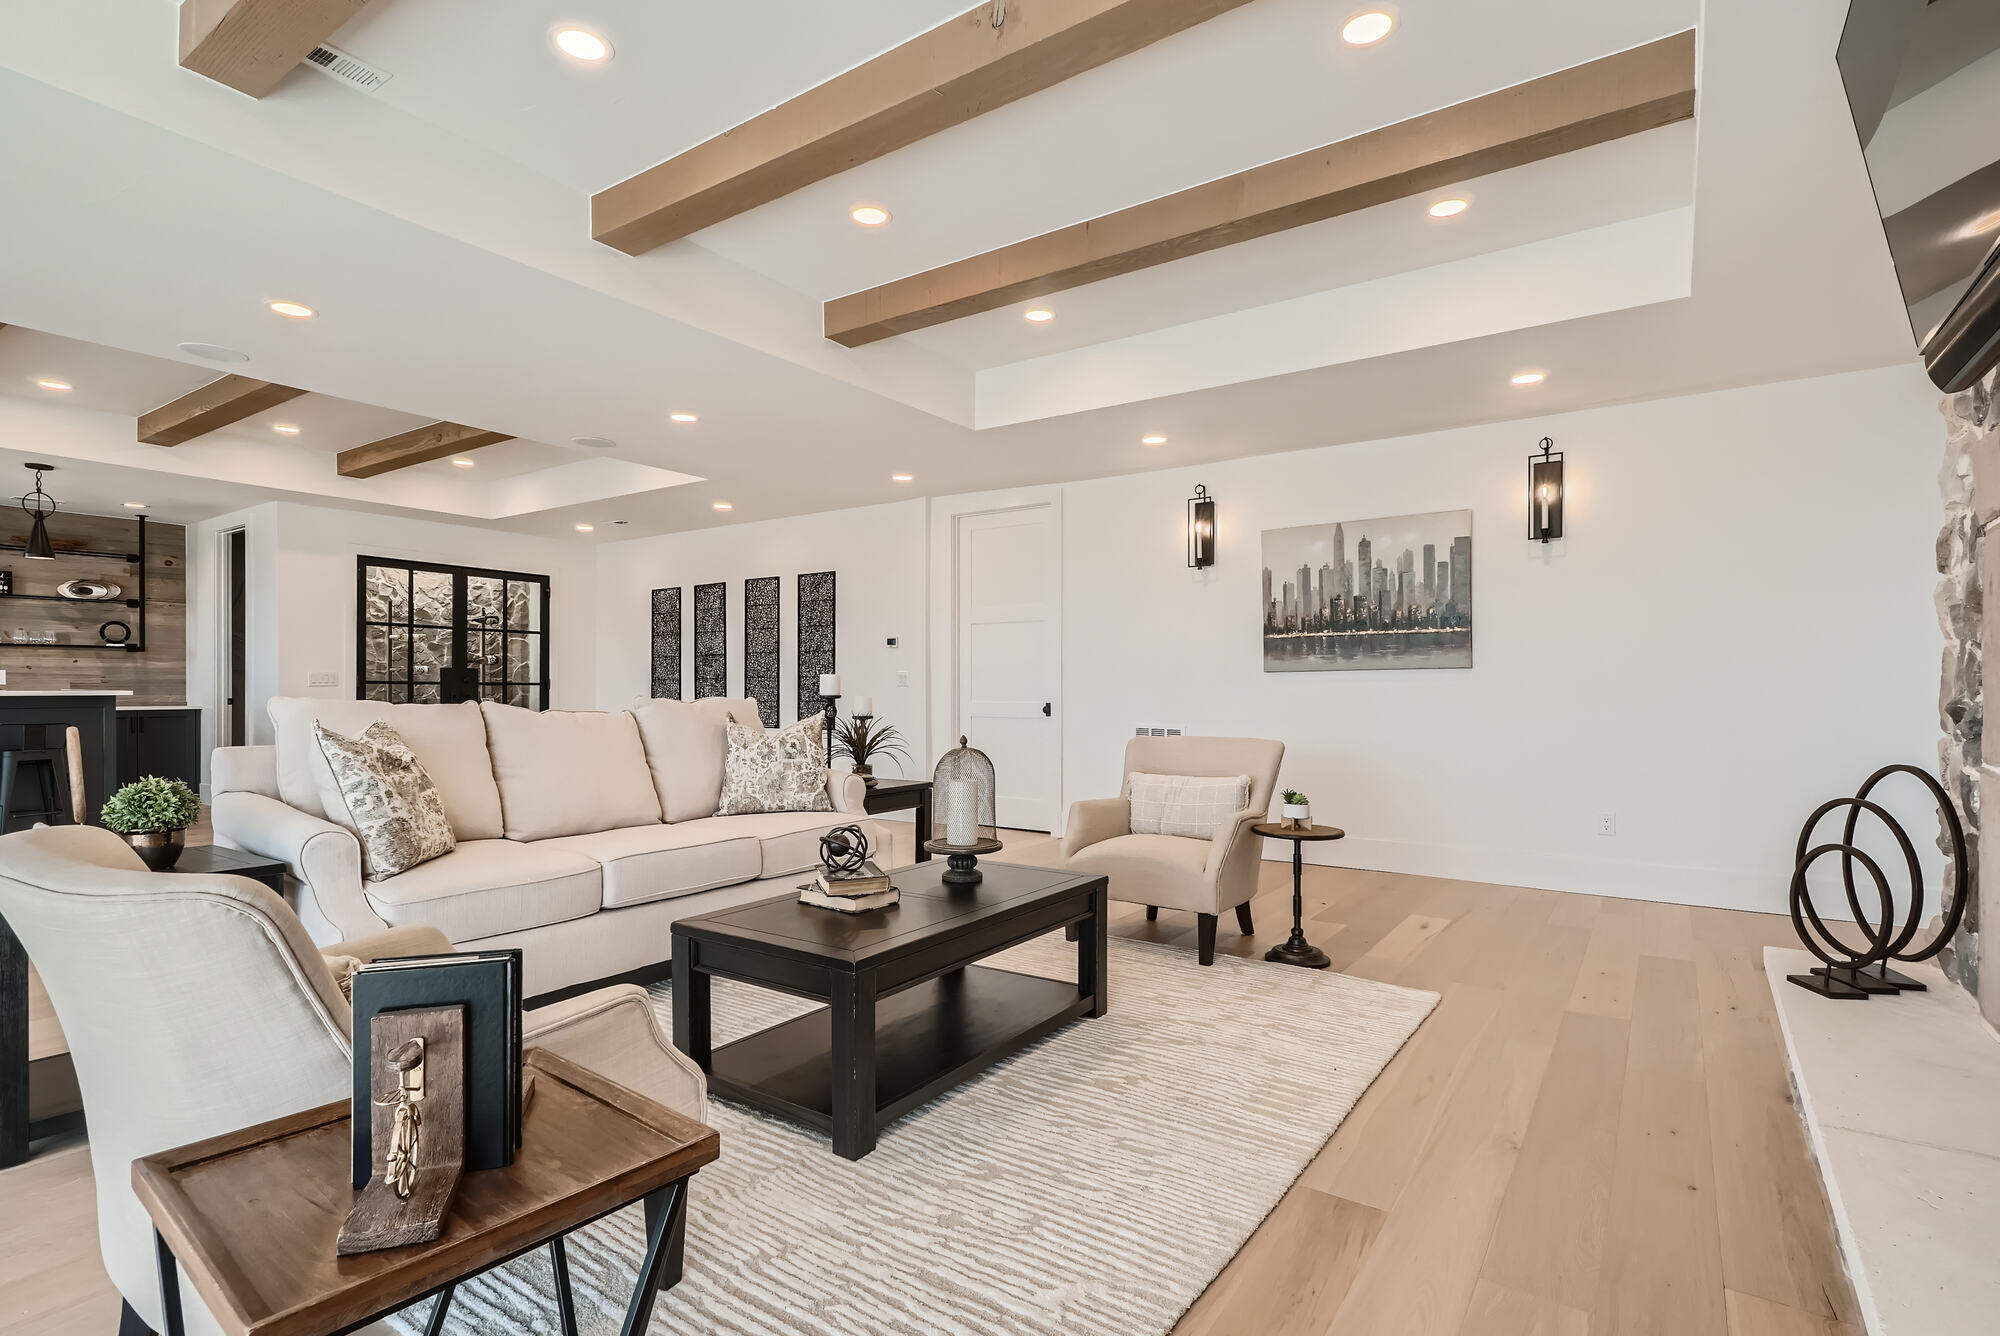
xmin=860 ymin=777 xmax=933 ymax=861
xmin=131 ymin=1049 xmax=719 ymax=1336
xmin=671 ymin=860 xmax=1107 ymax=1160
xmin=169 ymin=844 xmax=288 ymax=897
xmin=1252 ymin=822 xmax=1346 ymax=969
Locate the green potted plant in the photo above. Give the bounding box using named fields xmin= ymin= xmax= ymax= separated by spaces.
xmin=832 ymin=714 xmax=912 ymax=785
xmin=101 ymin=775 xmax=200 ymax=870
xmin=1280 ymin=788 xmax=1312 ymax=830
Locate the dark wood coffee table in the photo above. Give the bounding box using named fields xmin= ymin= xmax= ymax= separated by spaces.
xmin=671 ymin=860 xmax=1108 ymax=1159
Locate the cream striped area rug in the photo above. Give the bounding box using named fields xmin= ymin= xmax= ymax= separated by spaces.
xmin=399 ymin=932 xmax=1437 ymax=1336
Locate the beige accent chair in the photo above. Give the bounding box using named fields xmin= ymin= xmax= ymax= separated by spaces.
xmin=1060 ymin=735 xmax=1285 ymax=965
xmin=0 ymin=824 xmax=706 ymax=1336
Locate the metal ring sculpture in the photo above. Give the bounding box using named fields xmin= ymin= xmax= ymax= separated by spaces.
xmin=818 ymin=823 xmax=871 ymax=876
xmin=1789 ymin=765 xmax=1968 ymax=992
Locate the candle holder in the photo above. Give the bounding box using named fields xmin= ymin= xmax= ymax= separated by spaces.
xmin=819 ymin=693 xmax=840 ymax=767
xmin=925 ymin=735 xmax=1000 ymax=886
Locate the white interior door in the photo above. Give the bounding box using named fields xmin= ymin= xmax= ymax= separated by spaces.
xmin=956 ymin=505 xmax=1061 ymax=832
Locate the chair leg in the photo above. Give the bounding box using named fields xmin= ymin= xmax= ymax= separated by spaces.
xmin=1145 ymin=906 xmax=1158 ymax=922
xmin=1197 ymin=914 xmax=1217 ymax=966
xmin=1235 ymin=903 xmax=1254 ymax=934
xmin=117 ymin=1301 xmax=154 ymax=1336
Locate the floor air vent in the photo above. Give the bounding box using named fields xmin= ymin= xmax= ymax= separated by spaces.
xmin=301 ymin=43 xmax=391 ymax=93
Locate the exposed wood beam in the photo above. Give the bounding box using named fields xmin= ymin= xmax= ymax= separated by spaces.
xmin=337 ymin=422 xmax=512 ymax=479
xmin=824 ymin=30 xmax=1698 ymax=347
xmin=591 ymin=0 xmax=1262 ymax=255
xmin=178 ymin=0 xmax=375 ymax=98
xmin=137 ymin=375 xmax=307 ymax=446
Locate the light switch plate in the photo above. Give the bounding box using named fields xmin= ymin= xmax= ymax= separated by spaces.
xmin=895 ymin=670 xmax=910 ymax=687
xmin=309 ymin=671 xmax=338 ymax=688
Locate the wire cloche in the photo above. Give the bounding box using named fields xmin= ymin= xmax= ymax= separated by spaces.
xmin=926 ymin=735 xmax=1001 ymax=885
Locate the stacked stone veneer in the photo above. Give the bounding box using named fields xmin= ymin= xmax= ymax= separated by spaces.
xmin=1939 ymin=366 xmax=1999 ymax=1023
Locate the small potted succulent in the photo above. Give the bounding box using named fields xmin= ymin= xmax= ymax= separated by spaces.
xmin=832 ymin=714 xmax=912 ymax=785
xmin=101 ymin=775 xmax=200 ymax=870
xmin=1280 ymin=788 xmax=1312 ymax=831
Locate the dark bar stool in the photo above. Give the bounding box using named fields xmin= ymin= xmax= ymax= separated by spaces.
xmin=0 ymin=724 xmax=75 ymax=834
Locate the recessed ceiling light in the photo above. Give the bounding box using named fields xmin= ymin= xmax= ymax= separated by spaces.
xmin=1960 ymin=208 xmax=2000 ymax=240
xmin=1341 ymin=10 xmax=1396 ymax=45
xmin=1510 ymin=371 xmax=1547 ymax=386
xmin=1024 ymin=308 xmax=1054 ymax=323
xmin=267 ymin=300 xmax=316 ymax=319
xmin=122 ymin=501 xmax=147 ymax=510
xmin=574 ymin=522 xmax=595 ymax=532
xmin=850 ymin=204 xmax=891 ymax=227
xmin=571 ymin=436 xmax=617 ymax=449
xmin=1141 ymin=434 xmax=1167 ymax=446
xmin=272 ymin=423 xmax=300 ymax=435
xmin=669 ymin=412 xmax=698 ymax=424
xmin=891 ymin=473 xmax=914 ymax=482
xmin=451 ymin=457 xmax=476 ymax=468
xmin=177 ymin=341 xmax=250 ymax=363
xmin=34 ymin=378 xmax=72 ymax=392
xmin=712 ymin=501 xmax=733 ymax=511
xmin=1428 ymin=198 xmax=1469 ymax=218
xmin=553 ymin=27 xmax=611 ymax=61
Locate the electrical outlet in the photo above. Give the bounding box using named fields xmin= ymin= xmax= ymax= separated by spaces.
xmin=309 ymin=671 xmax=338 ymax=688
xmin=895 ymin=670 xmax=910 ymax=687
xmin=1596 ymin=812 xmax=1617 ymax=837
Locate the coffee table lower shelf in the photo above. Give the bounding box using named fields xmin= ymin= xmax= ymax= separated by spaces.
xmin=709 ymin=965 xmax=1085 ymax=1136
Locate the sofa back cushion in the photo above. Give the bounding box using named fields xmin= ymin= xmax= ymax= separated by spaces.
xmin=479 ymin=702 xmax=662 ymax=840
xmin=631 ymin=697 xmax=764 ymax=822
xmin=268 ymin=698 xmax=504 ymax=841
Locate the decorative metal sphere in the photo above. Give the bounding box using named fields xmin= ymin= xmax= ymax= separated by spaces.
xmin=819 ymin=823 xmax=871 ymax=875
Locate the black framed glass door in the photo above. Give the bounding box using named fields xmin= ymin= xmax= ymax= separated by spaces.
xmin=358 ymin=557 xmax=550 ymax=709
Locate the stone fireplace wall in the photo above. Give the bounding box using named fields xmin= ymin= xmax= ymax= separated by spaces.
xmin=1939 ymin=365 xmax=1999 ymax=1022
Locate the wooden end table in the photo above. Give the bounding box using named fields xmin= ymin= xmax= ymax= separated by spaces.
xmin=860 ymin=777 xmax=933 ymax=861
xmin=131 ymin=1049 xmax=718 ymax=1336
xmin=168 ymin=844 xmax=288 ymax=897
xmin=1252 ymin=822 xmax=1346 ymax=969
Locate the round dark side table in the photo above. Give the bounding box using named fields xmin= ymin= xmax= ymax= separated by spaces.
xmin=1251 ymin=821 xmax=1346 ymax=969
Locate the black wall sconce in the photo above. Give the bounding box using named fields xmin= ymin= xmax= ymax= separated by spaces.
xmin=1187 ymin=483 xmax=1216 ymax=568
xmin=1528 ymin=438 xmax=1563 ymax=543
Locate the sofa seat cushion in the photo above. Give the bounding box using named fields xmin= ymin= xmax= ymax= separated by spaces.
xmin=711 ymin=810 xmax=865 ymax=878
xmin=269 ymin=698 xmax=504 ymax=841
xmin=1063 ymin=832 xmax=1212 ymax=913
xmin=538 ymin=821 xmax=763 ymax=910
xmin=362 ymin=840 xmax=602 ymax=942
xmin=479 ymin=702 xmax=663 ymax=841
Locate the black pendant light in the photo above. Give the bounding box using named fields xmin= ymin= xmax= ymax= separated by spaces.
xmin=19 ymin=462 xmax=59 ymax=560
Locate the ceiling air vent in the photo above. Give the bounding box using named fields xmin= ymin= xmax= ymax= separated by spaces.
xmin=300 ymin=43 xmax=391 ymax=93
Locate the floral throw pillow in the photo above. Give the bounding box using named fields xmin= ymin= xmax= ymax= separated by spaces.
xmin=313 ymin=720 xmax=456 ymax=880
xmin=717 ymin=716 xmax=832 ymax=815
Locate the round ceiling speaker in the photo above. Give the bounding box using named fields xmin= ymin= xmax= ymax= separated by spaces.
xmin=570 ymin=436 xmax=617 ymax=450
xmin=176 ymin=342 xmax=251 ymax=363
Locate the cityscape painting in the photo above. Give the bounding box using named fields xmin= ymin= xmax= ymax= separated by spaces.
xmin=1262 ymin=510 xmax=1473 ymax=671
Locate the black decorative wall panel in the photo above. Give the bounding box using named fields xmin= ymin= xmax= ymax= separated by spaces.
xmin=693 ymin=581 xmax=727 ymax=699
xmin=796 ymin=570 xmax=836 ymax=723
xmin=743 ymin=576 xmax=781 ymax=726
xmin=648 ymin=586 xmax=681 ymax=699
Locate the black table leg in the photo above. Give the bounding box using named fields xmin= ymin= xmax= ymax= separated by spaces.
xmin=829 ymin=969 xmax=879 ymax=1160
xmin=670 ymin=940 xmax=711 ymax=1070
xmin=0 ymin=913 xmax=26 ymax=1168
xmin=422 ymin=1282 xmax=457 ymax=1336
xmin=620 ymin=1181 xmax=688 ymax=1336
xmin=1264 ymin=838 xmax=1330 ymax=969
xmin=154 ymin=1229 xmax=186 ymax=1336
xmin=548 ymin=1237 xmax=579 ymax=1336
xmin=914 ymin=786 xmax=932 ymax=861
xmin=1078 ymin=886 xmax=1109 ymax=1018
xmin=643 ymin=1184 xmax=688 ymax=1289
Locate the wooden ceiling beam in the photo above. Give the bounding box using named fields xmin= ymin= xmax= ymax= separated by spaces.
xmin=590 ymin=0 xmax=1262 ymax=255
xmin=138 ymin=375 xmax=307 ymax=446
xmin=337 ymin=422 xmax=512 ymax=479
xmin=178 ymin=0 xmax=376 ymax=98
xmin=824 ymin=30 xmax=1698 ymax=347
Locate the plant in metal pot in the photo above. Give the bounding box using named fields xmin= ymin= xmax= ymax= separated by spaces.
xmin=833 ymin=714 xmax=912 ymax=783
xmin=1280 ymin=788 xmax=1312 ymax=828
xmin=101 ymin=775 xmax=200 ymax=870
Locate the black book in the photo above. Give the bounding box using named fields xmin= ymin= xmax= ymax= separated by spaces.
xmin=349 ymin=949 xmax=522 ymax=1189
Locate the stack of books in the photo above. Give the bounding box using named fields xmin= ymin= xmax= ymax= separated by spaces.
xmin=799 ymin=860 xmax=899 ymax=912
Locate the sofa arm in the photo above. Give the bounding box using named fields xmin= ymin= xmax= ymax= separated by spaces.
xmin=211 ymin=789 xmax=381 ymax=944
xmin=1061 ymin=797 xmax=1131 ymax=860
xmin=829 ymin=769 xmax=868 ymax=814
xmin=525 ymin=984 xmax=706 ymax=1120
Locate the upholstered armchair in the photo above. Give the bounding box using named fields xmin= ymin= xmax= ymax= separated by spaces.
xmin=0 ymin=825 xmax=706 ymax=1336
xmin=1060 ymin=735 xmax=1285 ymax=965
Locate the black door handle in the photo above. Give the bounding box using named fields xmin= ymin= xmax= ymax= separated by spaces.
xmin=1042 ymin=702 xmax=1052 ymax=717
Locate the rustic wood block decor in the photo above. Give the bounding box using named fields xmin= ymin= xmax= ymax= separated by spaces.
xmin=693 ymin=581 xmax=726 ymax=699
xmin=743 ymin=575 xmax=781 ymax=726
xmin=338 ymin=1005 xmax=465 ymax=1256
xmin=649 ymin=586 xmax=681 ymax=699
xmin=796 ymin=570 xmax=835 ymax=724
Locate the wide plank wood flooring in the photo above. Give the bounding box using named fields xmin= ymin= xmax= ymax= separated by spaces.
xmin=1 ymin=825 xmax=1857 ymax=1336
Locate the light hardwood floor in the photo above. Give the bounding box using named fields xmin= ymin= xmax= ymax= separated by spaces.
xmin=1 ymin=827 xmax=1856 ymax=1336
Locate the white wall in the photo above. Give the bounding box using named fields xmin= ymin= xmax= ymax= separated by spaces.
xmin=590 ymin=364 xmax=1944 ymax=915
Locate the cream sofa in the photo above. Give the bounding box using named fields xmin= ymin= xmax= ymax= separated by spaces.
xmin=212 ymin=696 xmax=870 ymax=1000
